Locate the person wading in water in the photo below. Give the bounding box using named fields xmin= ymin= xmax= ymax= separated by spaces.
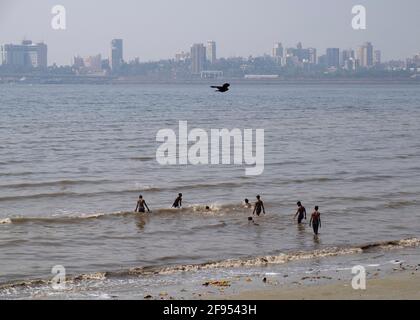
xmin=135 ymin=195 xmax=151 ymax=213
xmin=309 ymin=206 xmax=322 ymax=236
xmin=294 ymin=201 xmax=306 ymax=224
xmin=252 ymin=195 xmax=266 ymax=217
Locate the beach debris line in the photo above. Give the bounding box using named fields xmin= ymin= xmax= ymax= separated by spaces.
xmin=202 ymin=280 xmax=231 ymax=287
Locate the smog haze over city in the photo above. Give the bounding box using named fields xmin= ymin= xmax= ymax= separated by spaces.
xmin=1 ymin=0 xmax=419 ymax=65
xmin=1 ymin=0 xmax=420 ymax=305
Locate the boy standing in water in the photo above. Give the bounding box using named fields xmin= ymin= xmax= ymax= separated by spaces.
xmin=309 ymin=206 xmax=321 ymax=235
xmin=294 ymin=201 xmax=306 ymax=224
xmin=252 ymin=195 xmax=266 ymax=216
xmin=135 ymin=195 xmax=151 ymax=213
xmin=172 ymin=193 xmax=183 ymax=208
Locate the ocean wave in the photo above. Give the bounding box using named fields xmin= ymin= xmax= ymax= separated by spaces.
xmin=190 ymin=221 xmax=227 ymax=231
xmin=0 ymin=203 xmax=243 ymax=225
xmin=0 ymin=237 xmax=418 ymax=291
xmin=0 ymin=179 xmax=115 ymax=190
xmin=348 ymin=199 xmax=420 ymax=211
xmin=291 ymin=177 xmax=341 ymax=184
xmin=277 ymin=174 xmax=399 ymax=185
xmin=129 ymin=156 xmax=155 ymax=162
xmin=382 ymin=200 xmax=419 ymax=209
xmin=0 ymin=218 xmax=12 ymax=224
xmin=346 ymin=175 xmax=396 ymax=183
xmin=176 ymin=181 xmax=250 ymax=190
xmin=87 ymin=238 xmax=420 ymax=275
xmin=0 ymin=160 xmax=28 ymax=166
xmin=0 ymin=192 xmax=85 ymax=202
xmin=360 ymin=238 xmax=420 ymax=251
xmin=0 ymin=180 xmax=250 ymax=202
xmin=263 ymin=176 xmax=343 ymax=185
xmin=0 ymin=212 xmax=131 ymax=225
xmin=191 ymin=204 xmax=223 ymax=212
xmin=139 ymin=247 xmax=366 ymax=276
xmin=0 ymin=171 xmax=40 ymax=177
xmin=0 ymin=189 xmax=148 ymax=202
xmin=137 ymin=203 xmax=242 ymax=216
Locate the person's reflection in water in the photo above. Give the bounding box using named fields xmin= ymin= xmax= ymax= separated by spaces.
xmin=295 ymin=223 xmax=306 ymax=247
xmin=313 ymin=234 xmax=321 ymax=245
xmin=135 ymin=214 xmax=149 ymax=231
xmin=297 ymin=223 xmax=305 ymax=232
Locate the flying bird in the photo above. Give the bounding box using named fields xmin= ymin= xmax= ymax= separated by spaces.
xmin=211 ymin=83 xmax=230 ymax=93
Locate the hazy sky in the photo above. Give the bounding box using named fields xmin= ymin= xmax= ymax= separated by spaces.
xmin=1 ymin=0 xmax=419 ymax=65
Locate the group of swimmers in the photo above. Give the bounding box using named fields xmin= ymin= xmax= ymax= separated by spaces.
xmin=134 ymin=193 xmax=184 ymax=213
xmin=293 ymin=200 xmax=322 ymax=236
xmin=244 ymin=197 xmax=321 ymax=236
xmin=134 ymin=194 xmax=322 ymax=236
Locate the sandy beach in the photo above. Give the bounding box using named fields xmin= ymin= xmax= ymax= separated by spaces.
xmin=218 ymin=270 xmax=420 ymax=300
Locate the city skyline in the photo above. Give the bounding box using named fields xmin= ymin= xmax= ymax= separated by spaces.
xmin=1 ymin=0 xmax=420 ymax=65
xmin=2 ymin=37 xmax=418 ymax=68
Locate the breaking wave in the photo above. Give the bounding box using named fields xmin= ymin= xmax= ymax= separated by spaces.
xmin=0 ymin=203 xmax=243 ymax=225
xmin=0 ymin=237 xmax=418 ymax=291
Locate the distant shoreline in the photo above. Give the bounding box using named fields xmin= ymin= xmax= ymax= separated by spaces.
xmin=115 ymin=78 xmax=420 ymax=86
xmin=0 ymin=76 xmax=419 ymax=86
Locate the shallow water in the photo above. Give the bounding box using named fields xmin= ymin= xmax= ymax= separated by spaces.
xmin=0 ymin=83 xmax=419 ymax=297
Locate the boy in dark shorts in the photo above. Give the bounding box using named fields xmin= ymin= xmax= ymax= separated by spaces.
xmin=172 ymin=193 xmax=183 ymax=208
xmin=252 ymin=195 xmax=266 ymax=216
xmin=294 ymin=201 xmax=306 ymax=224
xmin=309 ymin=206 xmax=321 ymax=235
xmin=135 ymin=195 xmax=151 ymax=213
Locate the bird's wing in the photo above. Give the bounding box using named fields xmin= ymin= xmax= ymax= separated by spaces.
xmin=210 ymin=86 xmax=221 ymax=89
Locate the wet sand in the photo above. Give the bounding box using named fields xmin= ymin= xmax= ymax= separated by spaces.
xmin=217 ymin=271 xmax=420 ymax=300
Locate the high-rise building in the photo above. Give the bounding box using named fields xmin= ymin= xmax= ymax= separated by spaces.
xmin=307 ymin=48 xmax=317 ymax=64
xmin=110 ymin=39 xmax=123 ymax=72
xmin=175 ymin=51 xmax=190 ymax=62
xmin=272 ymin=42 xmax=283 ymax=58
xmin=190 ymin=43 xmax=206 ymax=74
xmin=344 ymin=58 xmax=356 ymax=71
xmin=326 ymin=48 xmax=340 ymax=68
xmin=1 ymin=40 xmax=47 ymax=68
xmin=72 ymin=54 xmax=103 ymax=74
xmin=84 ymin=54 xmax=102 ymax=73
xmin=356 ymin=46 xmax=364 ymax=68
xmin=73 ymin=56 xmax=85 ymax=69
xmin=413 ymin=53 xmax=420 ymax=67
xmin=1 ymin=44 xmax=25 ymax=67
xmin=341 ymin=49 xmax=355 ymax=67
xmin=30 ymin=42 xmax=47 ymax=68
xmin=365 ymin=42 xmax=374 ymax=67
xmin=272 ymin=42 xmax=284 ymax=65
xmin=283 ymin=43 xmax=316 ymax=65
xmin=374 ymin=50 xmax=381 ymax=65
xmin=295 ymin=42 xmax=304 ymax=62
xmin=318 ymin=55 xmax=327 ymax=67
xmin=357 ymin=42 xmax=374 ymax=68
xmin=206 ymin=40 xmax=216 ymax=64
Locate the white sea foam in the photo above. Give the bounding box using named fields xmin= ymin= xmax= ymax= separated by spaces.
xmin=0 ymin=218 xmax=12 ymax=224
